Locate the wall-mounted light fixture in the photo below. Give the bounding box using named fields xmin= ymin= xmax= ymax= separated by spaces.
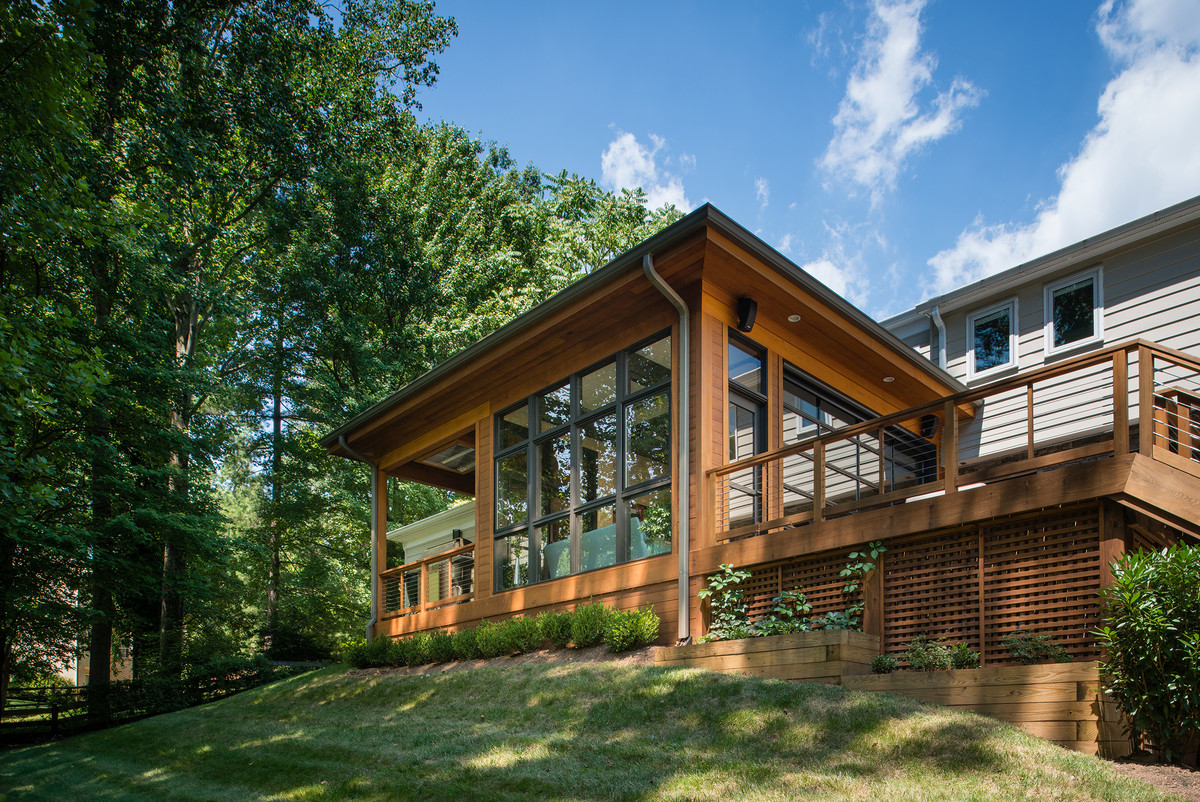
xmin=736 ymin=297 xmax=758 ymax=332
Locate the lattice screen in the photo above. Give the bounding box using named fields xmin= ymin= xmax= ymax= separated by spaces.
xmin=742 ymin=550 xmax=848 ymax=625
xmin=882 ymin=527 xmax=980 ymax=655
xmin=981 ymin=506 xmax=1102 ymax=663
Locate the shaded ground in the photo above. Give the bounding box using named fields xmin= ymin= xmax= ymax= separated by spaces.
xmin=1110 ymin=756 xmax=1200 ymax=801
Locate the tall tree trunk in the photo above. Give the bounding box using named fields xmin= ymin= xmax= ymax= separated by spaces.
xmin=265 ymin=316 xmax=283 ymax=652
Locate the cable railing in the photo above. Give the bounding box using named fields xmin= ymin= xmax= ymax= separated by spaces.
xmin=710 ymin=339 xmax=1200 ymax=541
xmin=380 ymin=542 xmax=475 ymax=618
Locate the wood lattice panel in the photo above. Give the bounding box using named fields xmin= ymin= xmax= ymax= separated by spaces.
xmin=981 ymin=505 xmax=1102 ymax=663
xmin=881 ymin=528 xmax=981 ymax=655
xmin=741 ymin=550 xmax=848 ymax=626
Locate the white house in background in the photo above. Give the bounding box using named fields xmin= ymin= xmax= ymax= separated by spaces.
xmin=385 ymin=503 xmax=476 ymax=611
xmin=883 ymin=194 xmax=1200 ymax=464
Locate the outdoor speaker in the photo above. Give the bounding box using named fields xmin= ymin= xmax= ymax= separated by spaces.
xmin=736 ymin=297 xmax=758 ymax=332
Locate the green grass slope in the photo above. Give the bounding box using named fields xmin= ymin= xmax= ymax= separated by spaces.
xmin=0 ymin=660 xmax=1179 ymax=801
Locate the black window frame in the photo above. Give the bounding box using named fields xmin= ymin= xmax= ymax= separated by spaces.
xmin=493 ymin=330 xmax=673 ymax=590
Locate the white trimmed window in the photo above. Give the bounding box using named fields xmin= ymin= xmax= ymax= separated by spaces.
xmin=967 ymin=299 xmax=1017 ymax=380
xmin=1044 ymin=268 xmax=1103 ymax=355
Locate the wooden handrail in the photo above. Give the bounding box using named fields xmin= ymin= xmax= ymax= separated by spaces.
xmin=709 ymin=338 xmax=1188 ymax=480
xmin=379 ymin=541 xmax=474 ymax=580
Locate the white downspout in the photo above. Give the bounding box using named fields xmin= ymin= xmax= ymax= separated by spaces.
xmin=931 ymin=305 xmax=948 ymax=370
xmin=642 ymin=254 xmax=691 ymax=643
xmin=340 ymin=436 xmax=381 ymax=641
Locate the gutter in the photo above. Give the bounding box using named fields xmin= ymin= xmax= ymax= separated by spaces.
xmin=642 ymin=253 xmax=691 ymax=644
xmin=340 ymin=436 xmax=381 ymax=641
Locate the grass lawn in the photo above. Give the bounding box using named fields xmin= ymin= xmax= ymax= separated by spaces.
xmin=0 ymin=659 xmax=1181 ymax=801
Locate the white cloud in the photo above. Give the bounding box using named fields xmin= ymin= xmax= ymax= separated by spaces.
xmin=820 ymin=0 xmax=981 ymax=204
xmin=778 ymin=233 xmax=794 ymax=255
xmin=755 ymin=177 xmax=770 ymax=210
xmin=600 ymin=131 xmax=692 ymax=211
xmin=928 ymin=0 xmax=1200 ymax=294
xmin=793 ymin=222 xmax=877 ymax=307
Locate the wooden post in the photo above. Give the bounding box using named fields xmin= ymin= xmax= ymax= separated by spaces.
xmin=977 ymin=525 xmax=987 ymax=665
xmin=1026 ymin=385 xmax=1035 ymax=459
xmin=1138 ymin=345 xmax=1155 ymax=456
xmin=862 ymin=552 xmax=883 ymax=640
xmin=374 ymin=468 xmax=389 ymax=629
xmin=1113 ymin=350 xmax=1129 ymax=455
xmin=1099 ymin=500 xmax=1127 ymax=593
xmin=943 ymin=401 xmax=959 ymax=493
xmin=813 ymin=441 xmax=826 ymax=527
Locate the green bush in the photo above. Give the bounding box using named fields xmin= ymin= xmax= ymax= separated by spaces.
xmin=428 ymin=630 xmax=457 ymax=663
xmin=1099 ymin=544 xmax=1200 ymax=765
xmin=949 ymin=642 xmax=981 ymax=669
xmin=570 ymin=601 xmax=612 ymax=648
xmin=696 ymin=564 xmax=753 ymax=643
xmin=902 ymin=633 xmax=952 ymax=672
xmin=755 ymin=588 xmax=812 ymax=636
xmin=537 ymin=610 xmax=574 ymax=648
xmin=1001 ymin=628 xmax=1071 ymax=665
xmin=604 ymin=606 xmax=661 ymax=652
xmin=475 ymin=620 xmax=510 ymax=658
xmin=507 ymin=616 xmax=543 ymax=654
xmin=404 ymin=631 xmax=434 ymax=666
xmin=870 ymin=654 xmax=899 ymax=674
xmin=452 ymin=627 xmax=480 ymax=660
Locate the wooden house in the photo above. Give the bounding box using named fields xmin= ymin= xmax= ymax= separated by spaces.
xmin=321 ymin=200 xmax=1200 ymax=664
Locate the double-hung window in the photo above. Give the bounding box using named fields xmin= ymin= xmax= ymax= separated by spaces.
xmin=1044 ymin=268 xmax=1102 ymax=355
xmin=967 ymin=299 xmax=1018 ymax=380
xmin=493 ymin=332 xmax=672 ymax=590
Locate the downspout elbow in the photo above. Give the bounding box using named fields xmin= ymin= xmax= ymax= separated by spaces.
xmin=642 ymin=254 xmax=691 ymax=643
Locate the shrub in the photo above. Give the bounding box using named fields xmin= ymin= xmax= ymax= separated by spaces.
xmin=355 ymin=635 xmax=392 ymax=668
xmin=870 ymin=654 xmax=899 ymax=674
xmin=696 ymin=564 xmax=753 ymax=643
xmin=571 ymin=601 xmax=612 ymax=648
xmin=1099 ymin=544 xmax=1200 ymax=765
xmin=507 ymin=616 xmax=543 ymax=654
xmin=428 ymin=630 xmax=457 ymax=663
xmin=902 ymin=633 xmax=952 ymax=672
xmin=604 ymin=606 xmax=660 ymax=652
xmin=950 ymin=643 xmax=981 ymax=670
xmin=1001 ymin=628 xmax=1071 ymax=665
xmin=452 ymin=626 xmax=480 ymax=660
xmin=339 ymin=638 xmax=368 ymax=668
xmin=755 ymin=588 xmax=812 ymax=636
xmin=404 ymin=631 xmax=434 ymax=666
xmin=537 ymin=610 xmax=574 ymax=648
xmin=475 ymin=620 xmax=510 ymax=658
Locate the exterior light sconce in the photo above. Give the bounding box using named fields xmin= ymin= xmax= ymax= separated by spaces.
xmin=736 ymin=297 xmax=758 ymax=332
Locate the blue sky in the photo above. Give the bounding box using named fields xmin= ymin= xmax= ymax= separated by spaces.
xmin=414 ymin=0 xmax=1200 ymax=319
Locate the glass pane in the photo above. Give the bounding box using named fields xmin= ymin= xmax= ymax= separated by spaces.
xmin=427 ymin=558 xmax=449 ymax=603
xmin=628 ymin=336 xmax=671 ymax=392
xmin=538 ymin=517 xmax=572 ymax=580
xmin=626 ymin=392 xmax=670 ymax=487
xmin=403 ymin=568 xmax=420 ymax=608
xmin=581 ymin=362 xmax=616 ymax=412
xmin=495 ymin=451 xmax=528 ymax=528
xmin=539 ymin=383 xmax=571 ymax=432
xmin=628 ymin=489 xmax=671 ymax=560
xmin=728 ymin=339 xmax=763 ymax=392
xmin=495 ymin=531 xmax=529 ymax=590
xmin=499 ymin=404 xmax=529 ymax=450
xmin=973 ymin=307 xmax=1011 ymax=372
xmin=782 ymin=381 xmax=820 ymax=443
xmin=1053 ymin=279 xmax=1094 ymax=347
xmin=538 ymin=433 xmax=571 ymax=516
xmin=729 ymin=398 xmax=757 ymax=460
xmin=579 ymin=414 xmax=617 ymax=501
xmin=579 ymin=505 xmax=616 ymax=571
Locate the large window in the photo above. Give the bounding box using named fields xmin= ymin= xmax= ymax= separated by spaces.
xmin=727 ymin=334 xmax=766 ymax=529
xmin=1044 ymin=268 xmax=1102 ymax=355
xmin=967 ymin=299 xmax=1017 ymax=380
xmin=493 ymin=332 xmax=672 ymax=590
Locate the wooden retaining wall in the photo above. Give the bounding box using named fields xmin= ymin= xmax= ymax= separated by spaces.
xmin=654 ymin=633 xmax=1129 ymax=757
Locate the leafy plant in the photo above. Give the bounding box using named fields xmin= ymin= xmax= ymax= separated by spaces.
xmin=755 ymin=588 xmax=813 ymax=636
xmin=639 ymin=502 xmax=672 ymax=545
xmin=452 ymin=627 xmax=480 ymax=660
xmin=474 ymin=620 xmax=509 ymax=658
xmin=949 ymin=643 xmax=981 ymax=670
xmin=1098 ymin=544 xmax=1200 ymax=765
xmin=537 ymin=610 xmax=574 ymax=649
xmin=506 ymin=616 xmax=543 ymax=654
xmin=429 ymin=630 xmax=457 ymax=663
xmin=696 ymin=564 xmax=753 ymax=643
xmin=870 ymin=654 xmax=899 ymax=674
xmin=902 ymin=633 xmax=952 ymax=672
xmin=826 ymin=541 xmax=885 ymax=631
xmin=404 ymin=631 xmax=434 ymax=666
xmin=1001 ymin=628 xmax=1071 ymax=665
xmin=604 ymin=606 xmax=661 ymax=652
xmin=570 ymin=601 xmax=612 ymax=649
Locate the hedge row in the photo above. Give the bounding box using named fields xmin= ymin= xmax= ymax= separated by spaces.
xmin=341 ymin=602 xmax=660 ymax=669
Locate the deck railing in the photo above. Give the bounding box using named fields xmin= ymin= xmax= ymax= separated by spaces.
xmin=711 ymin=339 xmax=1200 ymax=541
xmin=380 ymin=542 xmax=475 ymax=618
